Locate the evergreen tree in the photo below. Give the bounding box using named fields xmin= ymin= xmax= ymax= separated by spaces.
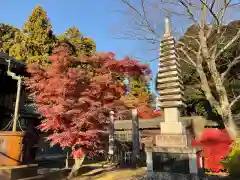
xmin=122 ymin=76 xmax=152 ymax=108
xmin=58 ymin=26 xmax=96 ymax=57
xmin=130 ymin=77 xmax=150 ymax=104
xmin=0 ymin=24 xmax=19 ymax=54
xmin=9 ymin=5 xmax=56 ymax=65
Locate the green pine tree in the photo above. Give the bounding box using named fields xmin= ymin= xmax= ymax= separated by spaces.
xmin=124 ymin=76 xmax=152 ymax=108
xmin=58 ymin=26 xmax=96 ymax=56
xmin=0 ymin=24 xmax=19 ymax=54
xmin=9 ymin=5 xmax=56 ymax=65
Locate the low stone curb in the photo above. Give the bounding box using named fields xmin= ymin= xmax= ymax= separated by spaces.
xmin=19 ymin=169 xmax=70 ymax=180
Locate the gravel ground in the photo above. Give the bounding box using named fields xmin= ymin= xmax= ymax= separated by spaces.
xmin=72 ymin=166 xmax=146 ymax=180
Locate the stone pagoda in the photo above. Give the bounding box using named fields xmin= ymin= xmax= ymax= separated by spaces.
xmin=157 ymin=17 xmax=186 ymax=135
xmin=145 ymin=18 xmax=201 ymax=179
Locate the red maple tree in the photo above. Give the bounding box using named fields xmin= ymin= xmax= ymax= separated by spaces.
xmin=138 ymin=107 xmax=163 ymax=119
xmin=25 ymin=43 xmax=150 ymax=157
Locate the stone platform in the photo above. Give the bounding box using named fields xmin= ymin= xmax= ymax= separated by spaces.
xmin=146 ymin=145 xmax=200 ymax=174
xmin=144 ymin=132 xmax=201 ymax=177
xmin=0 ymin=164 xmax=38 ymax=180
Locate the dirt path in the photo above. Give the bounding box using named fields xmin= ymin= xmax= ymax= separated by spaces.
xmin=72 ymin=166 xmax=146 ymax=180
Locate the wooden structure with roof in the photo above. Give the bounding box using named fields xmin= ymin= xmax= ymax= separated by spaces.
xmin=0 ymin=52 xmax=40 ymax=132
xmin=0 ymin=52 xmax=41 ymax=166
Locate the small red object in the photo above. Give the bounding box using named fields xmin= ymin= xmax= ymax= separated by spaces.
xmin=192 ymin=128 xmax=233 ymax=172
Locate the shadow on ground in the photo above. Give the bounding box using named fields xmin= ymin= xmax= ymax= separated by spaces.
xmin=34 ymin=157 xmax=147 ymax=180
xmin=72 ymin=165 xmax=146 ymax=180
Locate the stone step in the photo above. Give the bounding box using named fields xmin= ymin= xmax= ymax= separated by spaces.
xmin=0 ymin=164 xmax=38 ymax=180
xmin=19 ymin=169 xmax=70 ymax=180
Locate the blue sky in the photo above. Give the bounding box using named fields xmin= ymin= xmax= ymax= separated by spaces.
xmin=0 ymin=0 xmax=159 ymax=90
xmin=1 ymin=0 xmax=239 ymax=92
xmin=0 ymin=0 xmax=146 ymax=56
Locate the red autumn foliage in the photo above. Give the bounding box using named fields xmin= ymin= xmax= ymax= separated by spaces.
xmin=138 ymin=107 xmax=163 ymax=119
xmin=192 ymin=128 xmax=232 ymax=172
xmin=25 ymin=45 xmax=150 ymax=157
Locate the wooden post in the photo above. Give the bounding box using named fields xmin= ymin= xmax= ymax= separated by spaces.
xmin=108 ymin=111 xmax=115 ymax=161
xmin=65 ymin=152 xmax=69 ymax=169
xmin=12 ymin=77 xmax=22 ymax=132
xmin=132 ymin=108 xmax=140 ymax=166
xmin=146 ymin=150 xmax=153 ymax=177
xmin=5 ymin=60 xmax=22 ymax=132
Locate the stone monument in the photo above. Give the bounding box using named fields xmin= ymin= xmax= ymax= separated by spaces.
xmin=145 ymin=18 xmax=200 ymax=179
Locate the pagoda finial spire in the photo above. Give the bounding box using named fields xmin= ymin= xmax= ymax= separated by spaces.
xmin=164 ymin=17 xmax=171 ymax=38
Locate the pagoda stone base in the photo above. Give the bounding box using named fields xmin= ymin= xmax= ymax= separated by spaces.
xmin=155 ymin=134 xmax=191 ymax=148
xmin=145 ymin=132 xmax=201 ymax=178
xmin=146 ymin=146 xmax=200 ymax=178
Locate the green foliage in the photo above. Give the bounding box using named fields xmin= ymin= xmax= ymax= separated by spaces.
xmin=1 ymin=5 xmax=97 ymax=66
xmin=9 ymin=31 xmax=27 ymax=60
xmin=58 ymin=26 xmax=96 ymax=56
xmin=9 ymin=5 xmax=56 ymax=65
xmin=222 ymin=139 xmax=240 ymax=177
xmin=130 ymin=77 xmax=148 ymax=97
xmin=0 ymin=24 xmax=19 ymax=53
xmin=124 ymin=76 xmax=152 ymax=108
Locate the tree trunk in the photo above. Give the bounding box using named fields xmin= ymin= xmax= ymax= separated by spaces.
xmin=222 ymin=108 xmax=238 ymax=139
xmin=67 ymin=154 xmax=85 ymax=179
xmin=198 ymin=26 xmax=238 ymax=139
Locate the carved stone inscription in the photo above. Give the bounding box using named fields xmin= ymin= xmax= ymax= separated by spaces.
xmin=156 ymin=134 xmax=187 ymax=147
xmin=153 ymin=152 xmax=189 ymax=174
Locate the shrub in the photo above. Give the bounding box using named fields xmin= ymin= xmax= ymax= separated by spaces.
xmin=222 ymin=139 xmax=240 ymax=177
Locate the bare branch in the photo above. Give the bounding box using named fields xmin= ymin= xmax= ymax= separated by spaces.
xmin=199 ymin=0 xmax=220 ymax=25
xmin=178 ymin=58 xmax=193 ymax=67
xmin=230 ymin=95 xmax=240 ymax=109
xmin=177 ymin=41 xmax=199 ymax=55
xmin=234 ymin=113 xmax=240 ymax=120
xmin=214 ymin=29 xmax=240 ymax=61
xmin=196 ymin=56 xmax=221 ymax=113
xmin=178 ymin=0 xmax=199 ymax=25
xmin=210 ymin=24 xmax=229 ymax=60
xmin=179 ymin=35 xmax=201 ymax=46
xmin=230 ymin=3 xmax=240 ymax=7
xmin=140 ymin=0 xmax=147 ymax=19
xmin=210 ymin=0 xmax=217 ymax=10
xmin=178 ymin=47 xmax=197 ymax=67
xmin=214 ymin=1 xmax=235 ymax=27
xmin=150 ymin=0 xmax=187 ymax=16
xmin=113 ymin=34 xmax=158 ymax=43
xmin=221 ymin=55 xmax=240 ymax=81
xmin=120 ymin=0 xmax=158 ymax=36
xmin=228 ymin=1 xmax=240 ymax=8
